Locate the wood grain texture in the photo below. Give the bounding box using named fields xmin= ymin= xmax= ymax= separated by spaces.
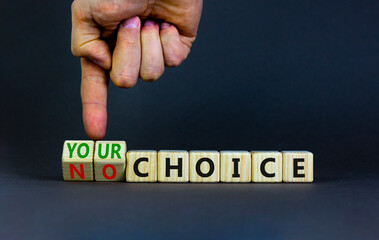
xmin=220 ymin=151 xmax=251 ymax=182
xmin=62 ymin=140 xmax=94 ymax=181
xmin=158 ymin=150 xmax=189 ymax=182
xmin=251 ymin=151 xmax=282 ymax=182
xmin=94 ymin=141 xmax=126 ymax=181
xmin=190 ymin=151 xmax=220 ymax=182
xmin=126 ymin=151 xmax=157 ymax=182
xmin=282 ymin=151 xmax=313 ymax=182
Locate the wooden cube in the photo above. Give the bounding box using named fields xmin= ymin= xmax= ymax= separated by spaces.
xmin=94 ymin=141 xmax=127 ymax=181
xmin=158 ymin=150 xmax=189 ymax=182
xmin=282 ymin=151 xmax=313 ymax=182
xmin=220 ymin=151 xmax=251 ymax=182
xmin=190 ymin=151 xmax=220 ymax=182
xmin=251 ymin=151 xmax=282 ymax=182
xmin=62 ymin=140 xmax=94 ymax=181
xmin=126 ymin=151 xmax=157 ymax=182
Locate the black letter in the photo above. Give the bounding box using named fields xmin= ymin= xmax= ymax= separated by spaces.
xmin=196 ymin=158 xmax=215 ymax=177
xmin=134 ymin=157 xmax=148 ymax=177
xmin=293 ymin=158 xmax=305 ymax=178
xmin=166 ymin=157 xmax=183 ymax=177
xmin=260 ymin=158 xmax=275 ymax=178
xmin=232 ymin=158 xmax=240 ymax=177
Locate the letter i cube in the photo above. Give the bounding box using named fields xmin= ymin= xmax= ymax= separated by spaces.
xmin=220 ymin=151 xmax=251 ymax=182
xmin=62 ymin=140 xmax=94 ymax=181
xmin=94 ymin=141 xmax=127 ymax=181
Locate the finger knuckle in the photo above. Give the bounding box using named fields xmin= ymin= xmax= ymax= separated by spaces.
xmin=111 ymin=72 xmax=138 ymax=88
xmin=82 ymin=74 xmax=106 ymax=84
xmin=123 ymin=35 xmax=139 ymax=45
xmin=82 ymin=101 xmax=106 ymax=109
xmin=140 ymin=67 xmax=164 ymax=82
xmin=71 ymin=45 xmax=80 ymax=57
xmin=165 ymin=54 xmax=184 ymax=67
xmin=71 ymin=1 xmax=79 ymax=14
xmin=98 ymin=0 xmax=121 ymax=15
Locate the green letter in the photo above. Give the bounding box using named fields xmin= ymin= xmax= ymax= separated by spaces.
xmin=77 ymin=143 xmax=90 ymax=158
xmin=67 ymin=143 xmax=77 ymax=158
xmin=111 ymin=144 xmax=122 ymax=159
xmin=98 ymin=143 xmax=109 ymax=159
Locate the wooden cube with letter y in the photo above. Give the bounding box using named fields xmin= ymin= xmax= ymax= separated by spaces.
xmin=94 ymin=141 xmax=127 ymax=181
xmin=282 ymin=151 xmax=313 ymax=182
xmin=62 ymin=140 xmax=94 ymax=181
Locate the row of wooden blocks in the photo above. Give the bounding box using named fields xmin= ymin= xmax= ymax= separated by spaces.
xmin=62 ymin=140 xmax=313 ymax=182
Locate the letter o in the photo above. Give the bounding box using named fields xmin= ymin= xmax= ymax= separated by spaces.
xmin=196 ymin=158 xmax=215 ymax=177
xmin=102 ymin=164 xmax=117 ymax=180
xmin=77 ymin=143 xmax=90 ymax=158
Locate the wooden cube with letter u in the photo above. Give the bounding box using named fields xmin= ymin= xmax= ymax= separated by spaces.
xmin=62 ymin=140 xmax=94 ymax=181
xmin=94 ymin=141 xmax=127 ymax=181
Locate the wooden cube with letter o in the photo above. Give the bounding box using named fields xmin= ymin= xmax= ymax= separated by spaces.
xmin=94 ymin=141 xmax=127 ymax=181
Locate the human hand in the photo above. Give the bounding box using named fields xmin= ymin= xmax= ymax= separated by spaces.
xmin=71 ymin=0 xmax=203 ymax=139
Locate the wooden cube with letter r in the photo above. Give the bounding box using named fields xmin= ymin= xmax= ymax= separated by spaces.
xmin=94 ymin=141 xmax=127 ymax=181
xmin=62 ymin=140 xmax=94 ymax=181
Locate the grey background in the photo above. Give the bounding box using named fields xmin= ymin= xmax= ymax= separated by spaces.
xmin=0 ymin=0 xmax=378 ymax=239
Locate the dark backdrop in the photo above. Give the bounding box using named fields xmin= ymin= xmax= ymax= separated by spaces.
xmin=0 ymin=0 xmax=378 ymax=239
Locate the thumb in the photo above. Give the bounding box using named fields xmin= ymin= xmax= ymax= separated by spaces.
xmin=71 ymin=1 xmax=111 ymax=70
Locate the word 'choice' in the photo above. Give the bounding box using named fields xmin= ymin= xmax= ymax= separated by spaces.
xmin=62 ymin=140 xmax=313 ymax=183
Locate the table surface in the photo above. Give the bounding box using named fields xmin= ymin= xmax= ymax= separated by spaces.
xmin=1 ymin=170 xmax=378 ymax=240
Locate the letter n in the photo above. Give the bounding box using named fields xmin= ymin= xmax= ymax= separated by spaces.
xmin=69 ymin=164 xmax=85 ymax=179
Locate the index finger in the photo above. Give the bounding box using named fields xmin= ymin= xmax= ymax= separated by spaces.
xmin=81 ymin=58 xmax=109 ymax=140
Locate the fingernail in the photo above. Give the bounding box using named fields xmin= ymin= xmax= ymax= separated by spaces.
xmin=144 ymin=20 xmax=156 ymax=26
xmin=121 ymin=16 xmax=139 ymax=29
xmin=161 ymin=22 xmax=170 ymax=29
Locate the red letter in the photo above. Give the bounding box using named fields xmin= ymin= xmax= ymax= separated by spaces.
xmin=70 ymin=164 xmax=85 ymax=179
xmin=102 ymin=164 xmax=117 ymax=180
